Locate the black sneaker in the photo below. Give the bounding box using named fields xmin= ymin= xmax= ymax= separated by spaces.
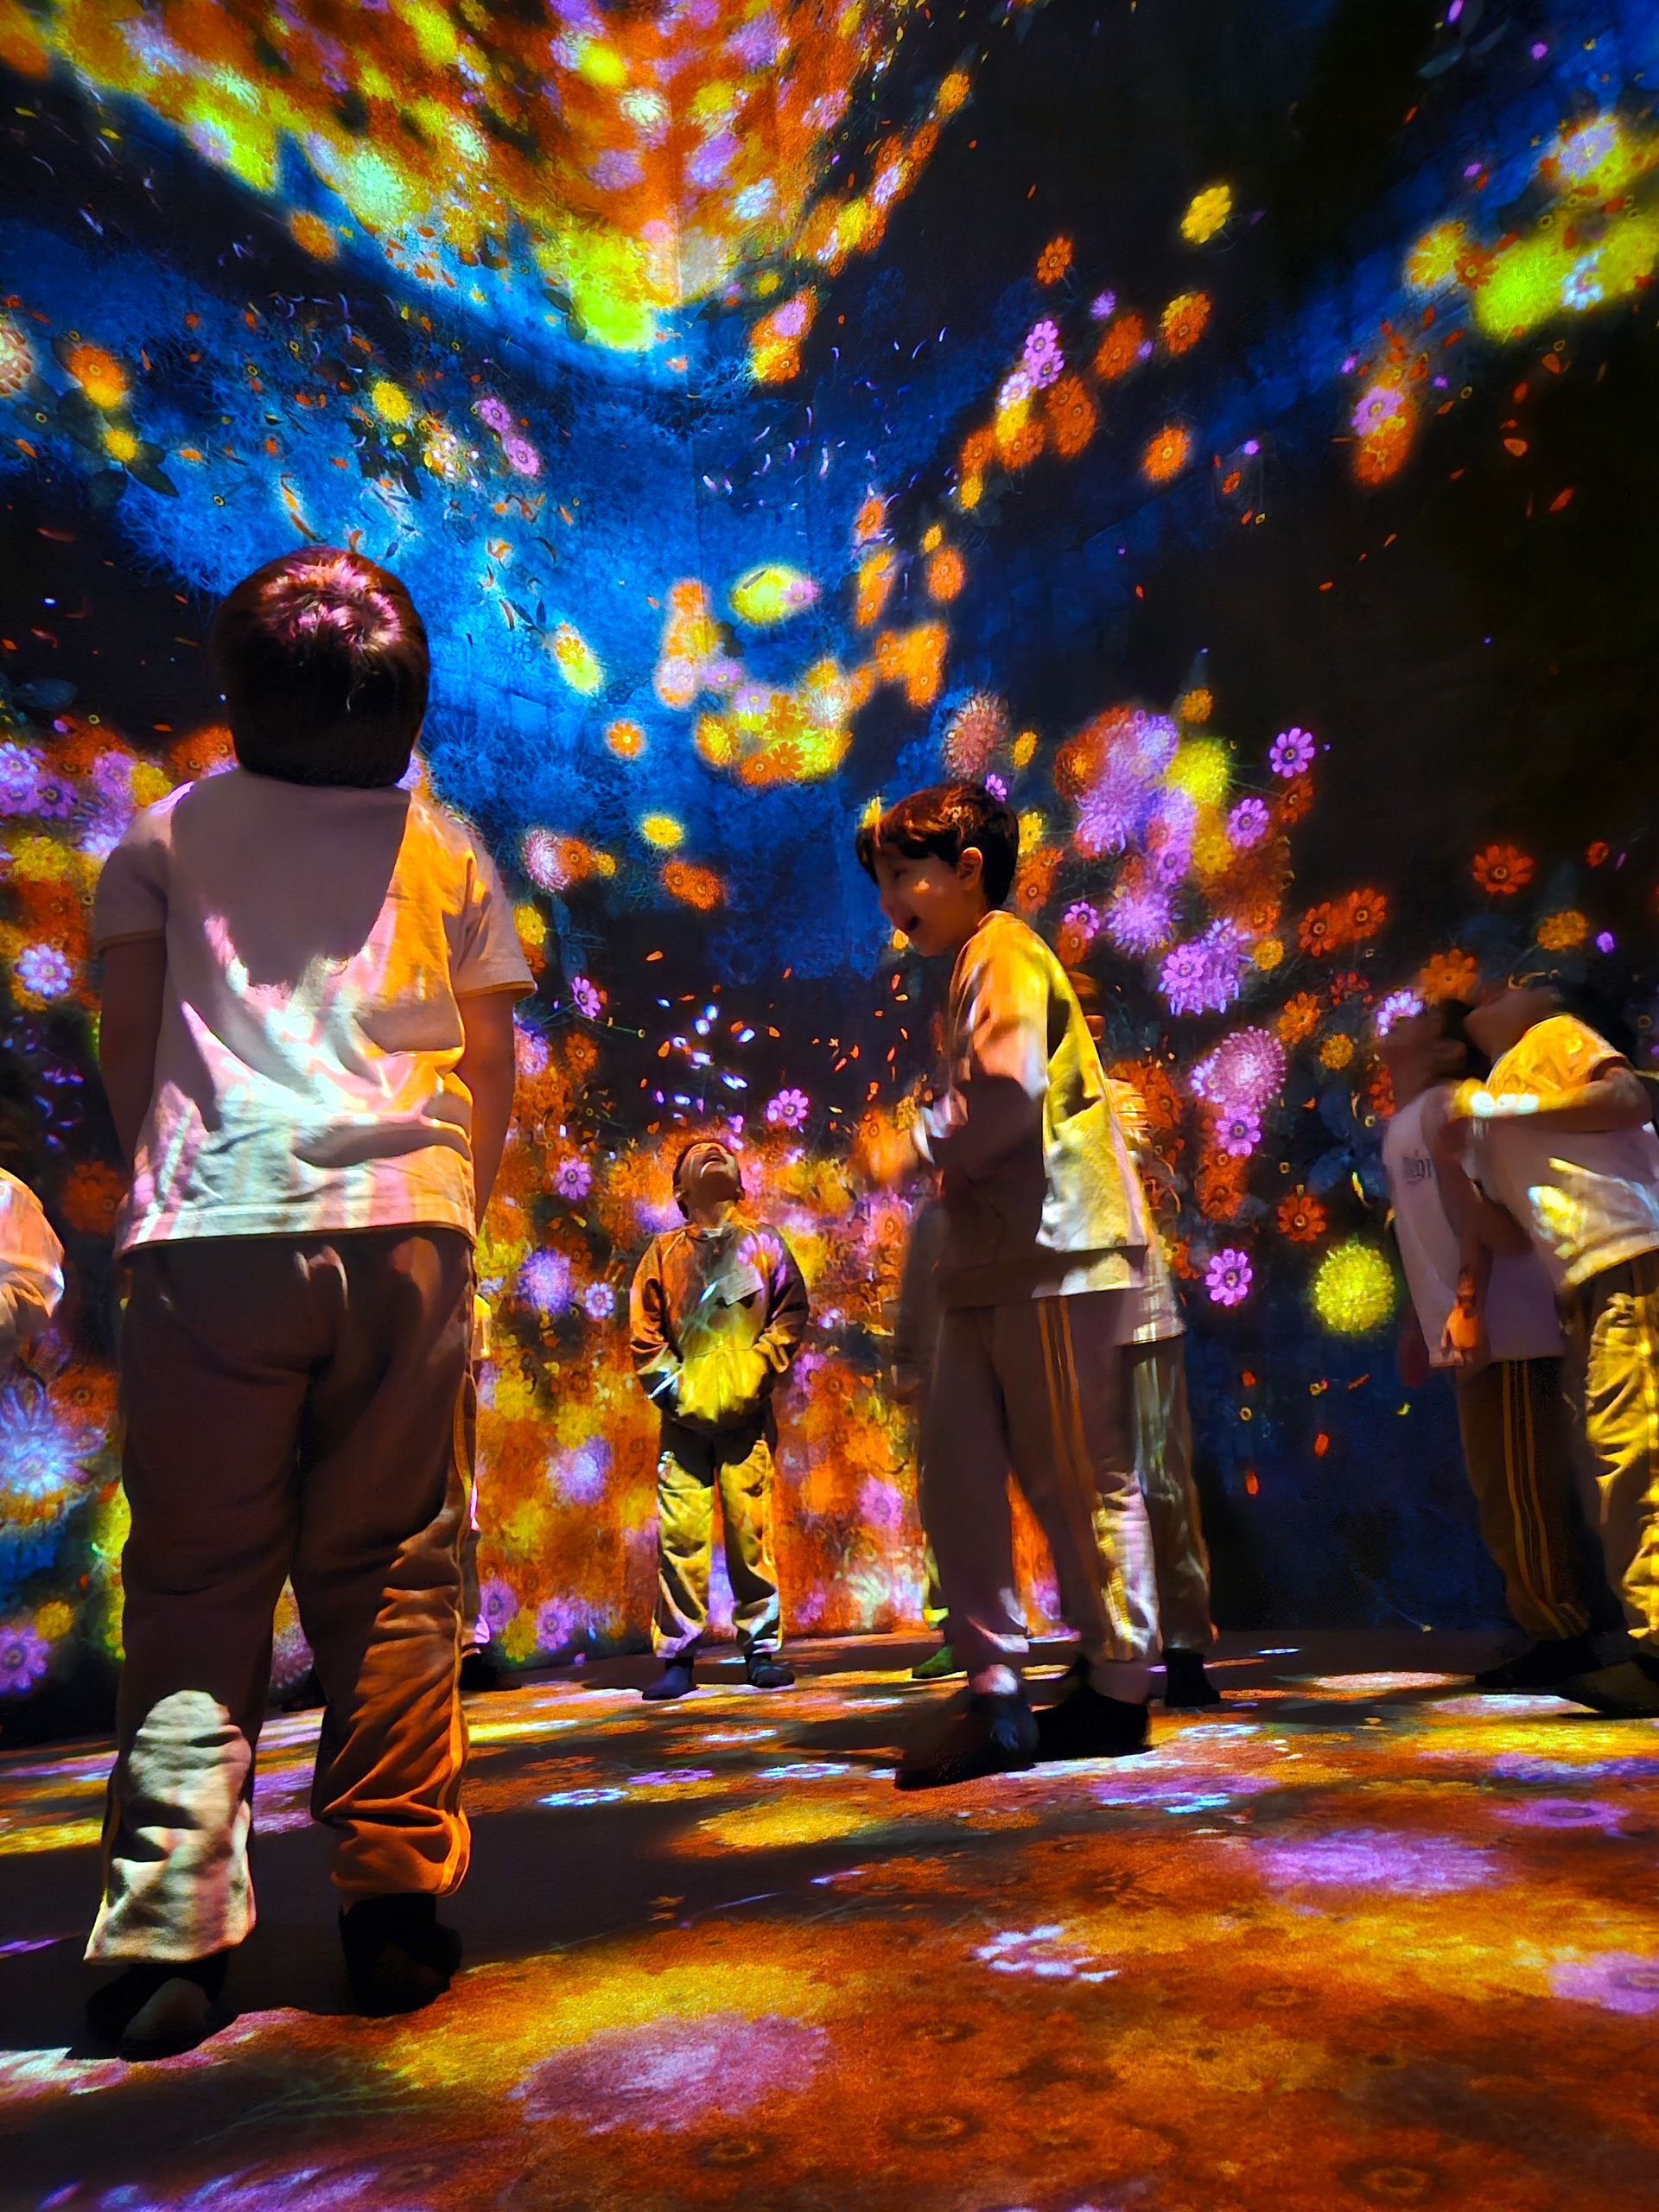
xmin=340 ymin=1893 xmax=462 ymax=2017
xmin=1554 ymin=1656 xmax=1659 ymax=1719
xmin=274 ymin=1666 xmax=325 ymax=1714
xmin=1161 ymin=1649 xmax=1224 ymax=1709
xmin=1473 ymin=1633 xmax=1599 ymax=1693
xmin=458 ymin=1649 xmax=504 ymax=1694
xmin=894 ymin=1689 xmax=1039 ymax=1791
xmin=1036 ymin=1671 xmax=1151 ymax=1762
xmin=642 ymin=1653 xmax=697 ymax=1701
xmin=744 ymin=1651 xmax=796 ymax=1689
xmin=86 ymin=1953 xmax=229 ymax=2060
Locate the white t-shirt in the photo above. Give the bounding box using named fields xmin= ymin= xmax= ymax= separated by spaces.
xmin=1128 ymin=1225 xmax=1185 ymax=1345
xmin=1382 ymin=1088 xmax=1563 ymax=1365
xmin=1471 ymin=1016 xmax=1659 ymax=1297
xmin=93 ymin=768 xmax=533 ymax=1252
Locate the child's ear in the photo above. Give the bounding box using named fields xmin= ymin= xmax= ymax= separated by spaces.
xmin=957 ymin=844 xmax=985 ymax=890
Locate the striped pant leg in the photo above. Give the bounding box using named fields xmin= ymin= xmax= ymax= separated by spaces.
xmin=1574 ymin=1255 xmax=1659 ymax=1655
xmin=1454 ymin=1357 xmax=1592 ymax=1643
xmin=998 ymin=1293 xmax=1159 ymax=1700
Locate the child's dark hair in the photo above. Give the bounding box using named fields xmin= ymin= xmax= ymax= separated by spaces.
xmin=855 ymin=782 xmax=1020 ymax=908
xmin=1433 ymin=999 xmax=1491 ymax=1081
xmin=210 ymin=548 xmax=429 ymax=789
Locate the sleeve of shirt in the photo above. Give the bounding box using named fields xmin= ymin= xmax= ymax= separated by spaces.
xmin=0 ymin=1172 xmax=64 ymax=1336
xmin=918 ymin=924 xmax=1048 ymax=1182
xmin=1499 ymin=1015 xmax=1626 ymax=1099
xmin=91 ymin=807 xmax=169 ymax=951
xmin=629 ymin=1240 xmax=682 ymax=1415
xmin=454 ymin=846 xmax=536 ymax=1000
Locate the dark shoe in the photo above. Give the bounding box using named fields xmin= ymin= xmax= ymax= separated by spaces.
xmin=458 ymin=1648 xmax=504 ymax=1694
xmin=1554 ymin=1657 xmax=1659 ymax=1719
xmin=275 ymin=1666 xmax=325 ymax=1713
xmin=340 ymin=1893 xmax=462 ymax=2017
xmin=912 ymin=1643 xmax=963 ymax=1681
xmin=894 ymin=1689 xmax=1039 ymax=1791
xmin=744 ymin=1650 xmax=796 ymax=1689
xmin=1161 ymin=1649 xmax=1223 ymax=1709
xmin=86 ymin=1953 xmax=228 ymax=2060
xmin=642 ymin=1653 xmax=697 ymax=1701
xmin=1036 ymin=1671 xmax=1151 ymax=1762
xmin=1473 ymin=1632 xmax=1600 ymax=1693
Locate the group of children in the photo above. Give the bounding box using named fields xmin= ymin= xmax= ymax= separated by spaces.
xmin=3 ymin=547 xmax=1656 ymax=2058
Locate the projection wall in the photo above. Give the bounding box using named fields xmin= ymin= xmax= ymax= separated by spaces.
xmin=3 ymin=0 xmax=1657 ymax=1728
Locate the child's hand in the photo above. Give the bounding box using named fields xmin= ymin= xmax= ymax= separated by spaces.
xmin=1439 ymin=1296 xmax=1489 ymax=1373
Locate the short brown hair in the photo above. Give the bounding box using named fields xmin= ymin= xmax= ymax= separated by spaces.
xmin=855 ymin=780 xmax=1020 ymax=906
xmin=210 ymin=548 xmax=429 ymax=788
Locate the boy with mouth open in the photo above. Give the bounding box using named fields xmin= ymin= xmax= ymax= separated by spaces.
xmin=853 ymin=782 xmax=1160 ymax=1789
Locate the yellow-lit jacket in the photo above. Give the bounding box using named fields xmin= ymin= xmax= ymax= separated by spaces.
xmin=916 ymin=909 xmax=1150 ymax=1307
xmin=630 ymin=1214 xmax=810 ymax=1436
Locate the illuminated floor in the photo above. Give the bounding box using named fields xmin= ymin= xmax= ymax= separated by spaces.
xmin=4 ymin=1631 xmax=1659 ymax=2211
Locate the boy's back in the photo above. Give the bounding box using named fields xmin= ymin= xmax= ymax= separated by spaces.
xmin=93 ymin=766 xmax=527 ymax=1249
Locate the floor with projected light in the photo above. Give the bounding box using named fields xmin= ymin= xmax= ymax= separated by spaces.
xmin=3 ymin=1633 xmax=1658 ymax=2212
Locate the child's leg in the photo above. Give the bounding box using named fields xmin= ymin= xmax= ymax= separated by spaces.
xmin=1573 ymin=1259 xmax=1659 ymax=1655
xmin=1454 ymin=1358 xmax=1594 ymax=1643
xmin=997 ymin=1293 xmax=1159 ymax=1700
xmin=715 ymin=1427 xmax=783 ymax=1654
xmin=288 ymin=1229 xmax=474 ymax=1910
xmin=654 ymin=1423 xmax=716 ymax=1656
xmin=921 ymin=1306 xmax=1023 ymax=1687
xmin=86 ymin=1243 xmax=313 ymax=1963
xmin=1134 ymin=1340 xmax=1215 ymax=1651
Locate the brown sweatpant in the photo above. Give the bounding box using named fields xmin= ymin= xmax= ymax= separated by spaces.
xmin=1454 ymin=1357 xmax=1593 ymax=1644
xmin=87 ymin=1228 xmax=474 ymax=1963
xmin=922 ymin=1292 xmax=1159 ymax=1698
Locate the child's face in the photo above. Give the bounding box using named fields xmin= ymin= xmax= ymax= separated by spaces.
xmin=871 ymin=846 xmax=988 ymax=959
xmin=677 ymin=1142 xmax=742 ymax=1226
xmin=1466 ymin=984 xmax=1559 ymax=1063
xmin=1377 ymin=1012 xmax=1465 ymax=1104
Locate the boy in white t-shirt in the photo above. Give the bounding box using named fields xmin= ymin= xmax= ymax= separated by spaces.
xmin=1378 ymin=1003 xmax=1599 ymax=1689
xmin=84 ymin=550 xmax=531 ymax=2057
xmin=1445 ymin=984 xmax=1659 ymax=1718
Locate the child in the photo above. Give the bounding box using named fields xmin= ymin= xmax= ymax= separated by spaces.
xmin=1445 ymin=983 xmax=1659 ymax=1716
xmin=854 ymin=781 xmax=1159 ymax=1789
xmin=630 ymin=1138 xmax=809 ymax=1699
xmin=86 ymin=549 xmax=531 ymax=2058
xmin=0 ymin=1165 xmax=63 ymax=1365
xmin=1378 ymin=1002 xmax=1599 ymax=1688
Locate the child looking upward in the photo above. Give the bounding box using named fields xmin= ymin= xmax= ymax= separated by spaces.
xmin=854 ymin=781 xmax=1158 ymax=1789
xmin=630 ymin=1139 xmax=809 ymax=1700
xmin=86 ymin=549 xmax=530 ymax=2057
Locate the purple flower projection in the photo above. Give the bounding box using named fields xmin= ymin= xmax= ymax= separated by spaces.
xmin=1252 ymin=1828 xmax=1498 ymax=1895
xmin=1551 ymin=1952 xmax=1659 ymax=2016
xmin=518 ymin=1249 xmax=573 ymax=1318
xmin=1269 ymin=725 xmax=1317 ymax=777
xmin=1205 ymin=1248 xmax=1253 ymax=1306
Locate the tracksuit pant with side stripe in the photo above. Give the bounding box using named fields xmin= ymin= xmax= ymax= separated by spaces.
xmin=1453 ymin=1357 xmax=1594 ymax=1644
xmin=921 ymin=1290 xmax=1159 ymax=1700
xmin=1566 ymin=1252 xmax=1659 ymax=1655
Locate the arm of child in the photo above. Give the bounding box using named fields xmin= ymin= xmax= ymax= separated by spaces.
xmin=1446 ymin=1065 xmax=1651 ymax=1136
xmin=629 ymin=1243 xmax=683 ymax=1417
xmin=457 ymin=988 xmax=518 ymax=1216
xmin=99 ymin=938 xmax=168 ymax=1165
xmin=1397 ymin=1304 xmax=1431 ymax=1389
xmin=754 ymin=1235 xmax=810 ymax=1378
xmin=1426 ymin=1092 xmax=1530 ymax=1257
xmin=916 ymin=928 xmax=1048 ymax=1183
